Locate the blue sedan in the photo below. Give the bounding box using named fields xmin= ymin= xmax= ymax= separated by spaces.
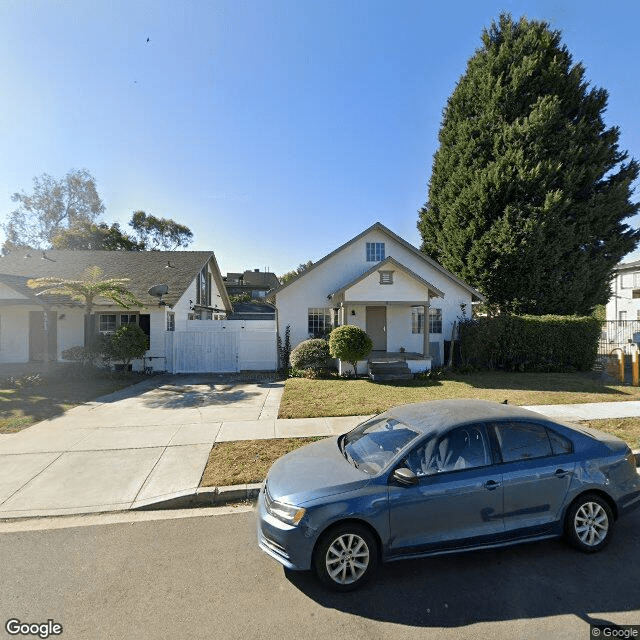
xmin=257 ymin=399 xmax=640 ymax=591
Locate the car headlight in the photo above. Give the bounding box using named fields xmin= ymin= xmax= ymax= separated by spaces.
xmin=267 ymin=499 xmax=306 ymax=526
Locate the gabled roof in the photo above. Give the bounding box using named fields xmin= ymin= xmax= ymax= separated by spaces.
xmin=328 ymin=256 xmax=445 ymax=300
xmin=225 ymin=270 xmax=279 ymax=289
xmin=267 ymin=222 xmax=484 ymax=301
xmin=0 ymin=274 xmax=55 ymax=306
xmin=615 ymin=259 xmax=640 ymax=272
xmin=0 ymin=250 xmax=232 ymax=311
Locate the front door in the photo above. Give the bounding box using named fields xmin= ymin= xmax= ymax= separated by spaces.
xmin=29 ymin=311 xmax=57 ymax=361
xmin=366 ymin=306 xmax=386 ymax=351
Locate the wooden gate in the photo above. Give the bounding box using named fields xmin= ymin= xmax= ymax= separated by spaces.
xmin=169 ymin=331 xmax=239 ymax=373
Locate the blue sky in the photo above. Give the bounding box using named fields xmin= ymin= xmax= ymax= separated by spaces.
xmin=1 ymin=0 xmax=639 ymax=275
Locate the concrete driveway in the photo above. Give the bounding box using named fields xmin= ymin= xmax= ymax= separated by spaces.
xmin=0 ymin=375 xmax=365 ymax=519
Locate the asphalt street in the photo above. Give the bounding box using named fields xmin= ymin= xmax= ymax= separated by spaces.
xmin=1 ymin=506 xmax=639 ymax=640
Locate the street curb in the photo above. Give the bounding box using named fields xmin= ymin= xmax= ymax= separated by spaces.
xmin=135 ymin=449 xmax=640 ymax=511
xmin=133 ymin=483 xmax=263 ymax=511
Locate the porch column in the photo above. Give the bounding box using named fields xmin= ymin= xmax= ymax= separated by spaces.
xmin=423 ymin=302 xmax=430 ymax=358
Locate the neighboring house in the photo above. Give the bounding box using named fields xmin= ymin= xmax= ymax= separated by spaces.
xmin=225 ymin=269 xmax=280 ymax=300
xmin=269 ymin=222 xmax=484 ymax=373
xmin=603 ymin=259 xmax=640 ymax=351
xmin=606 ymin=260 xmax=640 ymax=323
xmin=0 ymin=249 xmax=247 ymax=372
xmin=228 ymin=301 xmax=276 ymax=320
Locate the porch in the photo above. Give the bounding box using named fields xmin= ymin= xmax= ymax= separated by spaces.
xmin=336 ymin=350 xmax=432 ymax=379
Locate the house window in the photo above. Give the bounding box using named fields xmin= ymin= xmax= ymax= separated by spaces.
xmin=379 ymin=271 xmax=393 ymax=285
xmin=429 ymin=308 xmax=443 ymax=334
xmin=366 ymin=242 xmax=385 ymax=262
xmin=633 ymin=290 xmax=640 ymax=299
xmin=308 ymin=308 xmax=332 ymax=338
xmin=196 ymin=266 xmax=211 ymax=307
xmin=99 ymin=314 xmax=117 ymax=333
xmin=120 ymin=314 xmax=137 ymax=326
xmin=167 ymin=312 xmax=175 ymax=332
xmin=411 ymin=307 xmax=424 ymax=334
xmin=619 ymin=311 xmax=627 ymax=324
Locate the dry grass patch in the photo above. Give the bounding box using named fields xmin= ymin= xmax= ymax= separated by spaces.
xmin=201 ymin=437 xmax=325 ymax=487
xmin=279 ymin=372 xmax=640 ymax=419
xmin=578 ymin=418 xmax=640 ymax=450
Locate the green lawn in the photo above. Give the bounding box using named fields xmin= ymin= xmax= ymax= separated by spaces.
xmin=0 ymin=368 xmax=148 ymax=433
xmin=279 ymin=371 xmax=640 ymax=419
xmin=199 ymin=417 xmax=640 ymax=488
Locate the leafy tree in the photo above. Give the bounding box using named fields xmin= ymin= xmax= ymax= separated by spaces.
xmin=329 ymin=325 xmax=373 ymax=376
xmin=418 ymin=13 xmax=640 ymax=315
xmin=280 ymin=260 xmax=313 ymax=285
xmin=27 ymin=266 xmax=144 ymax=347
xmin=3 ymin=169 xmax=105 ymax=253
xmin=2 ymin=170 xmax=194 ymax=253
xmin=52 ymin=221 xmax=143 ymax=251
xmin=103 ymin=325 xmax=149 ymax=368
xmin=129 ymin=210 xmax=193 ymax=250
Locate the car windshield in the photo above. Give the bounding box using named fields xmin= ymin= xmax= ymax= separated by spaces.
xmin=341 ymin=416 xmax=420 ymax=475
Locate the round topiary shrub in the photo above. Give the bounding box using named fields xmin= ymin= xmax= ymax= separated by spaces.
xmin=289 ymin=338 xmax=331 ymax=374
xmin=329 ymin=325 xmax=373 ymax=376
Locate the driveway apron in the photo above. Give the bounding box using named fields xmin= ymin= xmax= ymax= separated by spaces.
xmin=0 ymin=376 xmax=285 ymax=518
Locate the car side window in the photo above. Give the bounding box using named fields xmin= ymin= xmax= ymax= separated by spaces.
xmin=547 ymin=428 xmax=573 ymax=455
xmin=408 ymin=426 xmax=491 ymax=475
xmin=494 ymin=422 xmax=552 ymax=463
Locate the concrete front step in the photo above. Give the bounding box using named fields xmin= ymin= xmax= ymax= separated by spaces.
xmin=368 ymin=360 xmax=413 ymax=382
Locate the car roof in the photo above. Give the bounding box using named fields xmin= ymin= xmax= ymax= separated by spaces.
xmin=385 ymin=399 xmax=556 ymax=436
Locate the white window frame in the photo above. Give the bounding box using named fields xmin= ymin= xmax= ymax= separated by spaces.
xmin=99 ymin=314 xmax=117 ymax=333
xmin=308 ymin=307 xmax=332 ymax=338
xmin=411 ymin=307 xmax=424 ymax=334
xmin=429 ymin=308 xmax=443 ymax=334
xmin=366 ymin=242 xmax=385 ymax=262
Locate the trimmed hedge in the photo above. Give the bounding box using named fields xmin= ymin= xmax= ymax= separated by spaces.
xmin=458 ymin=315 xmax=601 ymax=372
xmin=289 ymin=338 xmax=331 ymax=373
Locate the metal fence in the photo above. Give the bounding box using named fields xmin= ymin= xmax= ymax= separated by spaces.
xmin=598 ymin=320 xmax=640 ymax=355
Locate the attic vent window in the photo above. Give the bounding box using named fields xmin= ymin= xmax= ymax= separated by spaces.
xmin=379 ymin=270 xmax=393 ymax=285
xmin=366 ymin=242 xmax=385 ymax=262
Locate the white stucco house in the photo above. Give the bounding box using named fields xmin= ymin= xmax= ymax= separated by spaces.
xmin=603 ymin=259 xmax=640 ymax=351
xmin=0 ymin=250 xmax=276 ymax=373
xmin=269 ymin=222 xmax=484 ymax=374
xmin=606 ymin=259 xmax=640 ymax=323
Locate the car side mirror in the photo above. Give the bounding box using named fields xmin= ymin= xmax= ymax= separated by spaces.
xmin=392 ymin=467 xmax=418 ymax=486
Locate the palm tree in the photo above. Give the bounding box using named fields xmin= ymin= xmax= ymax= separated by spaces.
xmin=27 ymin=266 xmax=145 ymax=348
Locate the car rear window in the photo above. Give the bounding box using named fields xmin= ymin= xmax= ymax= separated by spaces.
xmin=494 ymin=422 xmax=552 ymax=462
xmin=547 ymin=428 xmax=573 ymax=455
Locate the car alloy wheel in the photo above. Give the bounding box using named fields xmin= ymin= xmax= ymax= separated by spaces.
xmin=565 ymin=493 xmax=613 ymax=552
xmin=314 ymin=523 xmax=378 ymax=591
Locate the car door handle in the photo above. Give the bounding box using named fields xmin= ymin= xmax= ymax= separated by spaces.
xmin=554 ymin=468 xmax=570 ymax=479
xmin=484 ymin=480 xmax=501 ymax=491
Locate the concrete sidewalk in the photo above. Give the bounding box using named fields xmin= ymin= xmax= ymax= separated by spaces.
xmin=1 ymin=376 xmax=639 ymax=520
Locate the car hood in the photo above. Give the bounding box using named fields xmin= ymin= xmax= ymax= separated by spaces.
xmin=265 ymin=437 xmax=370 ymax=506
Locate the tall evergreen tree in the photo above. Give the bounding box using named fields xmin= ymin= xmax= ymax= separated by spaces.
xmin=418 ymin=14 xmax=639 ymax=315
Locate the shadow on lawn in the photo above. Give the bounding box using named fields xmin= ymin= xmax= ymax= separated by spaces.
xmin=383 ymin=370 xmax=636 ymax=396
xmin=0 ymin=364 xmax=145 ymax=433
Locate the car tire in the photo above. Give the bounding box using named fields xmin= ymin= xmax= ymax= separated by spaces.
xmin=313 ymin=523 xmax=378 ymax=591
xmin=564 ymin=493 xmax=613 ymax=553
